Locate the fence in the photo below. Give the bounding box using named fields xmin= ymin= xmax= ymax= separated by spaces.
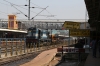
xmin=0 ymin=38 xmax=26 ymax=58
xmin=0 ymin=38 xmax=75 ymax=59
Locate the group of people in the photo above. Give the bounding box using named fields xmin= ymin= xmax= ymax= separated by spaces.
xmin=90 ymin=38 xmax=100 ymax=58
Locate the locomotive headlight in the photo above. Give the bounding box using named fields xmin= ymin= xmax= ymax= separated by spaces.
xmin=35 ymin=33 xmax=38 ymax=37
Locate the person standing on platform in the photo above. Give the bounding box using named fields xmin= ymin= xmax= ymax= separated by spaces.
xmin=98 ymin=39 xmax=100 ymax=57
xmin=91 ymin=38 xmax=97 ymax=58
xmin=75 ymin=39 xmax=77 ymax=43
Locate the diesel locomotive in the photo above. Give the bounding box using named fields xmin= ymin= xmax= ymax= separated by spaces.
xmin=26 ymin=27 xmax=50 ymax=47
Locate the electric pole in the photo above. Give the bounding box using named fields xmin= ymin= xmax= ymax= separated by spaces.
xmin=28 ymin=0 xmax=30 ymax=20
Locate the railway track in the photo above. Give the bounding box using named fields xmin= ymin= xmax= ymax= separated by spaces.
xmin=0 ymin=43 xmax=66 ymax=66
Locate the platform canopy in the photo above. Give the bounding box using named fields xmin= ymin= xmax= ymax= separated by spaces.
xmin=84 ymin=0 xmax=100 ymax=28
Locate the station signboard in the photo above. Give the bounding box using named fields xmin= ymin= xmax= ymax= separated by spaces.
xmin=63 ymin=21 xmax=80 ymax=29
xmin=69 ymin=29 xmax=90 ymax=37
xmin=57 ymin=48 xmax=85 ymax=53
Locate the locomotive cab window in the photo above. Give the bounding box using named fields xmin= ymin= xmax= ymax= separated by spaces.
xmin=27 ymin=30 xmax=32 ymax=36
xmin=32 ymin=30 xmax=36 ymax=36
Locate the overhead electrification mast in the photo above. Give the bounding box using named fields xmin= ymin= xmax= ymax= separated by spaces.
xmin=28 ymin=0 xmax=30 ymax=20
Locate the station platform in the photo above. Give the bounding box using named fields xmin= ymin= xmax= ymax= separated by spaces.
xmin=20 ymin=48 xmax=57 ymax=66
xmin=84 ymin=49 xmax=100 ymax=66
xmin=19 ymin=47 xmax=100 ymax=66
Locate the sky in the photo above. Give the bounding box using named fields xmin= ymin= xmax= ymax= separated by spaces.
xmin=0 ymin=0 xmax=86 ymax=20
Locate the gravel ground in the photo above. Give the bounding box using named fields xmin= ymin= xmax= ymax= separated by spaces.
xmin=0 ymin=44 xmax=75 ymax=66
xmin=0 ymin=52 xmax=41 ymax=66
xmin=0 ymin=45 xmax=60 ymax=66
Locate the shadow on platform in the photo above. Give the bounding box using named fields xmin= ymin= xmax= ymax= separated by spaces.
xmin=84 ymin=49 xmax=100 ymax=66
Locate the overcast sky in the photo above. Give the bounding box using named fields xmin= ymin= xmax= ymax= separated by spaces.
xmin=0 ymin=0 xmax=86 ymax=20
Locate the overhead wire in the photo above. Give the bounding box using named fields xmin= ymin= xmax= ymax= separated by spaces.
xmin=0 ymin=11 xmax=9 ymax=19
xmin=3 ymin=0 xmax=57 ymax=20
xmin=0 ymin=10 xmax=8 ymax=14
xmin=3 ymin=0 xmax=43 ymax=14
xmin=0 ymin=12 xmax=8 ymax=18
xmin=4 ymin=0 xmax=55 ymax=19
xmin=12 ymin=4 xmax=47 ymax=19
xmin=0 ymin=11 xmax=25 ymax=19
xmin=31 ymin=6 xmax=49 ymax=19
xmin=0 ymin=2 xmax=25 ymax=19
xmin=0 ymin=2 xmax=10 ymax=15
xmin=12 ymin=4 xmax=38 ymax=14
xmin=30 ymin=1 xmax=41 ymax=7
xmin=4 ymin=0 xmax=29 ymax=18
xmin=3 ymin=0 xmax=45 ymax=18
xmin=12 ymin=4 xmax=28 ymax=17
xmin=30 ymin=1 xmax=58 ymax=19
xmin=0 ymin=2 xmax=10 ymax=6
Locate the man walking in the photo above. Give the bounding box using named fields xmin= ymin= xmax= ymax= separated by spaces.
xmin=98 ymin=39 xmax=100 ymax=57
xmin=91 ymin=38 xmax=97 ymax=58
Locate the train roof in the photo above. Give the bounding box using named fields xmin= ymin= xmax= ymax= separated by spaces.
xmin=0 ymin=28 xmax=27 ymax=33
xmin=27 ymin=27 xmax=42 ymax=30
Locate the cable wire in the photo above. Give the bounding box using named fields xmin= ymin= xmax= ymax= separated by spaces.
xmin=30 ymin=1 xmax=58 ymax=19
xmin=4 ymin=0 xmax=57 ymax=19
xmin=4 ymin=0 xmax=28 ymax=18
xmin=0 ymin=2 xmax=10 ymax=6
xmin=4 ymin=0 xmax=40 ymax=14
xmin=31 ymin=6 xmax=48 ymax=19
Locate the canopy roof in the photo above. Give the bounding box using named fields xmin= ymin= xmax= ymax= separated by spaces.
xmin=84 ymin=0 xmax=100 ymax=27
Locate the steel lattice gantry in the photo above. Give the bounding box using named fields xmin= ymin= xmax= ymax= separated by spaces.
xmin=0 ymin=19 xmax=86 ymax=30
xmin=0 ymin=20 xmax=64 ymax=30
xmin=34 ymin=22 xmax=64 ymax=30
